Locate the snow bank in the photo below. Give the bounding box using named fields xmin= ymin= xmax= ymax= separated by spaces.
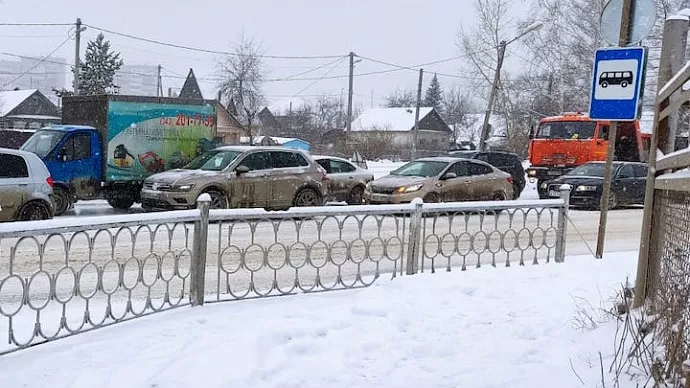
xmin=0 ymin=251 xmax=640 ymax=388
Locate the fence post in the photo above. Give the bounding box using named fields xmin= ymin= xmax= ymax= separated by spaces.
xmin=190 ymin=194 xmax=211 ymax=306
xmin=406 ymin=198 xmax=424 ymax=275
xmin=555 ymin=184 xmax=570 ymax=263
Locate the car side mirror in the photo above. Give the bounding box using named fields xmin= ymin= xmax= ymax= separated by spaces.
xmin=235 ymin=165 xmax=250 ymax=175
xmin=442 ymin=172 xmax=457 ymax=180
xmin=528 ymin=126 xmax=535 ymax=139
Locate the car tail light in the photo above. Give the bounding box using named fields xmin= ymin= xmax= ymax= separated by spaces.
xmin=321 ymin=173 xmax=329 ymax=181
xmin=507 ymin=176 xmax=514 ymax=184
xmin=46 ymin=177 xmax=54 ymax=187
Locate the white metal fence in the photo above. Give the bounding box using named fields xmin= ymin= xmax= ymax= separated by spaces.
xmin=0 ymin=188 xmax=569 ymax=355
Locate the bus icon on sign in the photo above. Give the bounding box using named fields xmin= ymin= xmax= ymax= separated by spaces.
xmin=599 ymin=71 xmax=633 ymax=88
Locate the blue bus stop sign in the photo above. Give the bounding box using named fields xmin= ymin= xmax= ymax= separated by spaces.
xmin=588 ymin=47 xmax=648 ymax=121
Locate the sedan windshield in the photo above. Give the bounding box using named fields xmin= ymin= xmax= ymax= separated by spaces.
xmin=566 ymin=163 xmax=606 ymax=177
xmin=183 ymin=150 xmax=241 ymax=171
xmin=391 ymin=161 xmax=448 ymax=177
xmin=20 ymin=130 xmax=65 ymax=158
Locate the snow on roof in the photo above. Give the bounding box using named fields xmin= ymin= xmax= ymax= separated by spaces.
xmin=0 ymin=89 xmax=37 ymax=117
xmin=351 ymin=107 xmax=434 ymax=132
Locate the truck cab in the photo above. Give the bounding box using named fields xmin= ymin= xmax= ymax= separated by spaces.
xmin=20 ymin=125 xmax=104 ymax=215
xmin=527 ymin=112 xmax=649 ymax=196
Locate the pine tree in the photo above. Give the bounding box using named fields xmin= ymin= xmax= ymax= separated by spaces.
xmin=77 ymin=33 xmax=124 ymax=95
xmin=424 ymin=74 xmax=443 ymax=113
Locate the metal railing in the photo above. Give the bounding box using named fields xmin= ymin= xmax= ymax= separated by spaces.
xmin=0 ymin=187 xmax=570 ymax=355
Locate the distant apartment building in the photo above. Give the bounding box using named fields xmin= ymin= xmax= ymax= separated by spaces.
xmin=0 ymin=57 xmax=67 ymax=104
xmin=114 ymin=64 xmax=158 ymax=96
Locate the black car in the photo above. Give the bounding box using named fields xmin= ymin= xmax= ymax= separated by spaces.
xmin=446 ymin=150 xmax=526 ymax=199
xmin=539 ymin=161 xmax=647 ymax=209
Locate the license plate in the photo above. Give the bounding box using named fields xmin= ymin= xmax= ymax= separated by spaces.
xmin=548 ymin=190 xmax=560 ymax=197
xmin=369 ymin=194 xmax=388 ymax=202
xmin=141 ymin=190 xmax=161 ymax=200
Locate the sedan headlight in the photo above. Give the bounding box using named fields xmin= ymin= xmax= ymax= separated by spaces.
xmin=397 ymin=184 xmax=423 ymax=193
xmin=172 ymin=184 xmax=195 ymax=192
xmin=576 ymin=185 xmax=598 ymax=192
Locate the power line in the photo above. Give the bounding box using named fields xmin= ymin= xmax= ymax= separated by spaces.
xmin=0 ymin=34 xmax=68 ymax=38
xmin=0 ymin=23 xmax=72 ymax=26
xmin=292 ymin=57 xmax=348 ymax=97
xmin=1 ymin=31 xmax=74 ymax=89
xmin=83 ymin=23 xmax=344 ymax=60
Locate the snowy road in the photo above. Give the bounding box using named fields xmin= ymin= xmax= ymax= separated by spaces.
xmin=3 ymin=165 xmax=645 ymax=299
xmin=0 ymin=163 xmax=645 ymax=353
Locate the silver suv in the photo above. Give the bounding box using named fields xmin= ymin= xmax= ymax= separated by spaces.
xmin=141 ymin=146 xmax=329 ymax=211
xmin=0 ymin=148 xmax=54 ymax=221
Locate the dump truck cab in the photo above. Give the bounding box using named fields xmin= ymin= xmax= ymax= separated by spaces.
xmin=527 ymin=112 xmax=649 ymax=197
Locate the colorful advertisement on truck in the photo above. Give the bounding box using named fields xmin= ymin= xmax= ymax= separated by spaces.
xmin=106 ymin=101 xmax=216 ymax=181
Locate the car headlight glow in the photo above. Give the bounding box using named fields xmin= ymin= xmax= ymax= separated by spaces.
xmin=528 ymin=170 xmax=537 ymax=176
xmin=397 ymin=184 xmax=423 ymax=193
xmin=576 ymin=185 xmax=598 ymax=192
xmin=172 ymin=184 xmax=195 ymax=191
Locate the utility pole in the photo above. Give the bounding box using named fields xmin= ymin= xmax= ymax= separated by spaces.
xmin=346 ymin=52 xmax=355 ymax=135
xmin=595 ymin=0 xmax=634 ymax=259
xmin=478 ymin=41 xmax=507 ymax=151
xmin=412 ymin=68 xmax=424 ymax=161
xmin=156 ymin=65 xmax=163 ymax=97
xmin=73 ymin=18 xmax=85 ymax=94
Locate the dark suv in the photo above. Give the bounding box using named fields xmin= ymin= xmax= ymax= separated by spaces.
xmin=446 ymin=150 xmax=526 ymax=199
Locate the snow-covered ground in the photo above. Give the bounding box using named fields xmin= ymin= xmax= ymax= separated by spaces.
xmin=0 ymin=251 xmax=641 ymax=388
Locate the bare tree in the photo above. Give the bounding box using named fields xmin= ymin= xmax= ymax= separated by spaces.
xmin=442 ymin=86 xmax=475 ymax=145
xmin=356 ymin=127 xmax=398 ymax=159
xmin=217 ymin=34 xmax=265 ymax=144
xmin=313 ymin=95 xmax=342 ymax=134
xmin=385 ymin=89 xmax=417 ymax=108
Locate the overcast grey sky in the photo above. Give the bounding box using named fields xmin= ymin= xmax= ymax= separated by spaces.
xmin=0 ymin=0 xmax=529 ymax=110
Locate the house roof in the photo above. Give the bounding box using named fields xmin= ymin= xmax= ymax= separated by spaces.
xmin=351 ymin=107 xmax=434 ymax=132
xmin=0 ymin=89 xmax=37 ymax=117
xmin=178 ymin=69 xmax=203 ymax=100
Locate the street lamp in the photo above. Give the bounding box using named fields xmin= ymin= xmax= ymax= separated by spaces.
xmin=478 ymin=21 xmax=544 ymax=151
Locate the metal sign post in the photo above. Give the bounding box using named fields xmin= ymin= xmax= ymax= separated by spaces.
xmin=590 ymin=5 xmax=648 ymax=258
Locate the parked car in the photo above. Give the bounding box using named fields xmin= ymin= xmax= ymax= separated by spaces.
xmin=446 ymin=150 xmax=526 ymax=199
xmin=365 ymin=157 xmax=513 ymax=204
xmin=0 ymin=148 xmax=54 ymax=221
xmin=313 ymin=155 xmax=374 ymax=205
xmin=141 ymin=146 xmax=329 ymax=211
xmin=539 ymin=161 xmax=648 ymax=209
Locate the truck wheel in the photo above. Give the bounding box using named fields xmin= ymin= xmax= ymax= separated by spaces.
xmin=52 ymin=187 xmax=71 ymax=216
xmin=107 ymin=189 xmax=136 ymax=210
